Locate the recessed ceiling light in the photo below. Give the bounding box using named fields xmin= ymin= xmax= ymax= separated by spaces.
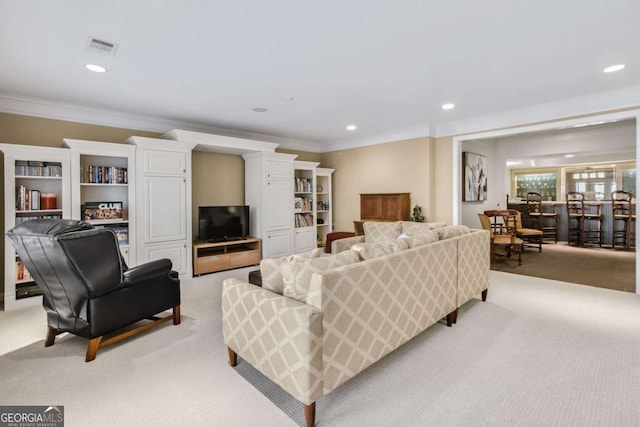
xmin=251 ymin=107 xmax=268 ymax=112
xmin=346 ymin=125 xmax=357 ymax=131
xmin=603 ymin=64 xmax=625 ymax=73
xmin=441 ymin=103 xmax=455 ymax=110
xmin=85 ymin=64 xmax=107 ymax=73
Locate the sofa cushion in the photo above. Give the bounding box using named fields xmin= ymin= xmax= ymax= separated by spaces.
xmin=363 ymin=221 xmax=402 ymax=243
xmin=401 ymin=221 xmax=447 ymax=235
xmin=350 ymin=239 xmax=409 ymax=260
xmin=437 ymin=225 xmax=472 ymax=240
xmin=404 ymin=230 xmax=440 ymax=248
xmin=260 ymin=248 xmax=323 ymax=294
xmin=282 ymin=250 xmax=360 ymax=302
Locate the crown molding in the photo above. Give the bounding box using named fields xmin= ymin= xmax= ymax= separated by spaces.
xmin=434 ymin=86 xmax=640 ymax=137
xmin=2 ymin=87 xmax=638 ymax=155
xmin=0 ymin=92 xmax=322 ymax=151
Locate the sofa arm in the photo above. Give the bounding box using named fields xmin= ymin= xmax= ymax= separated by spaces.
xmin=222 ymin=278 xmax=323 ymax=405
xmin=454 ymin=229 xmax=490 ymax=306
xmin=331 ymin=235 xmax=364 ymax=253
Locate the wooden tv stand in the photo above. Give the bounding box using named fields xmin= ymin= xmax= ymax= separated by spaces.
xmin=193 ymin=238 xmax=261 ymax=276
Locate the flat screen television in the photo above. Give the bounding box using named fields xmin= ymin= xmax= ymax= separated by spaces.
xmin=198 ymin=205 xmax=250 ymax=242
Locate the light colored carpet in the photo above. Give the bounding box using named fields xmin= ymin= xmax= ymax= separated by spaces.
xmin=1 ymin=269 xmax=639 ymax=426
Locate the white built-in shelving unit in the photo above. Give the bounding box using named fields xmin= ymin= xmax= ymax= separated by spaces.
xmin=1 ymin=143 xmax=71 ymax=310
xmin=63 ymin=139 xmax=136 ymax=266
xmin=315 ymin=167 xmax=335 ymax=248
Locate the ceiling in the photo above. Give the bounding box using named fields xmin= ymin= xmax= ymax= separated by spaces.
xmin=0 ymin=0 xmax=638 ymax=152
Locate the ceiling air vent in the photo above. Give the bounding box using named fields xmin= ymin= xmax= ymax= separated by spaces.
xmin=86 ymin=37 xmax=119 ymax=56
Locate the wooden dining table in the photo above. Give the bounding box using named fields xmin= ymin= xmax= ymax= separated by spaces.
xmin=483 ymin=209 xmax=517 ymax=234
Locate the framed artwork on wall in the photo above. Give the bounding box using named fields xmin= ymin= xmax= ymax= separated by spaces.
xmin=463 ymin=152 xmax=488 ymax=201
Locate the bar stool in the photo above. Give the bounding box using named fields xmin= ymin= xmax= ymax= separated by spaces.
xmin=526 ymin=191 xmax=558 ymax=243
xmin=611 ymin=190 xmax=633 ymax=248
xmin=583 ymin=201 xmax=603 ymax=247
xmin=566 ymin=191 xmax=602 ymax=247
xmin=566 ymin=191 xmax=584 ymax=246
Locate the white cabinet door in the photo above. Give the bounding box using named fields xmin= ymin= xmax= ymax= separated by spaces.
xmin=143 ymin=176 xmax=187 ymax=242
xmin=144 ymin=242 xmax=188 ymax=275
xmin=264 ymin=229 xmax=292 ymax=258
xmin=266 ymin=179 xmax=292 ymax=230
xmin=143 ymin=149 xmax=187 ymax=175
xmin=294 ymin=228 xmax=315 ymax=253
xmin=267 ymin=159 xmax=293 ymax=180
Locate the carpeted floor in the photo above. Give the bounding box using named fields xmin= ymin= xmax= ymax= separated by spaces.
xmin=1 ymin=270 xmax=639 ymax=426
xmin=490 ymin=243 xmax=636 ymax=293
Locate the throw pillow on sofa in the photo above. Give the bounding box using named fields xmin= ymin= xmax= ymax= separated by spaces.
xmin=281 ymin=250 xmax=360 ymax=302
xmin=401 ymin=221 xmax=447 ymax=236
xmin=437 ymin=225 xmax=472 ymax=240
xmin=350 ymin=239 xmax=409 ymax=260
xmin=260 ymin=248 xmax=323 ymax=294
xmin=363 ymin=221 xmax=403 ymax=243
xmin=403 ymin=230 xmax=439 ymax=248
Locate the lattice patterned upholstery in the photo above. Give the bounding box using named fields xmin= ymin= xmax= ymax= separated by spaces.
xmin=305 ymin=239 xmax=458 ymax=394
xmin=331 ymin=235 xmax=364 ymax=254
xmin=260 ymin=248 xmax=323 ymax=294
xmin=437 ymin=224 xmax=472 ymax=240
xmin=222 ymin=279 xmax=323 ymax=405
xmin=223 ymin=224 xmax=490 ymax=422
xmin=350 ymin=239 xmax=409 ymax=260
xmin=401 ymin=221 xmax=447 ymax=235
xmin=363 ymin=221 xmax=402 ymax=243
xmin=454 ymin=229 xmax=490 ymax=306
xmin=403 ymin=230 xmax=440 ymax=247
xmin=282 ymin=250 xmax=360 ymax=302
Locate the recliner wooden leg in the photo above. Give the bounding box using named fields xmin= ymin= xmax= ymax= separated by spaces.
xmin=304 ymin=402 xmax=316 ymax=427
xmin=45 ymin=326 xmax=57 ymax=347
xmin=173 ymin=305 xmax=181 ymax=325
xmin=228 ymin=347 xmax=238 ymax=367
xmin=86 ymin=336 xmax=102 ymax=362
xmin=481 ymin=289 xmax=488 ymax=301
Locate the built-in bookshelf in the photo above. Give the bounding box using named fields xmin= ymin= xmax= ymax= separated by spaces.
xmin=315 ymin=168 xmax=335 ymax=248
xmin=1 ymin=144 xmax=71 ymax=310
xmin=293 ymin=161 xmax=318 ymax=253
xmin=63 ymin=139 xmax=136 ymax=266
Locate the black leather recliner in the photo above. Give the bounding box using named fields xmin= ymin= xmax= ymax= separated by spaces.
xmin=6 ymin=219 xmax=181 ymax=361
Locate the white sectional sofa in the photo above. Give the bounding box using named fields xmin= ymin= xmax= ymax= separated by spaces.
xmin=222 ymin=221 xmax=490 ymax=426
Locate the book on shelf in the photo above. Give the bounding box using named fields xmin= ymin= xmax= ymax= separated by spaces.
xmin=15 ymin=185 xmax=42 ymax=211
xmin=80 ymin=165 xmax=128 ymax=184
xmin=83 ymin=201 xmax=123 ymax=221
xmin=15 ymin=259 xmax=33 ymax=281
xmin=14 ymin=160 xmax=62 ymax=177
xmin=295 ymin=177 xmax=313 ymax=193
xmin=93 ymin=224 xmax=129 ymax=245
xmin=294 ymin=213 xmax=314 ymax=227
xmin=111 ymin=226 xmax=129 ymax=245
xmin=294 ymin=197 xmax=313 ymax=212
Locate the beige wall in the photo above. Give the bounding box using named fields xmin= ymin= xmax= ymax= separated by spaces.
xmin=320 ymin=136 xmax=435 ymax=232
xmin=191 ymin=152 xmax=245 ymax=238
xmin=276 ymin=147 xmax=322 ymax=163
xmin=434 ymin=136 xmax=454 ymax=224
xmin=0 ymin=112 xmax=161 ymax=146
